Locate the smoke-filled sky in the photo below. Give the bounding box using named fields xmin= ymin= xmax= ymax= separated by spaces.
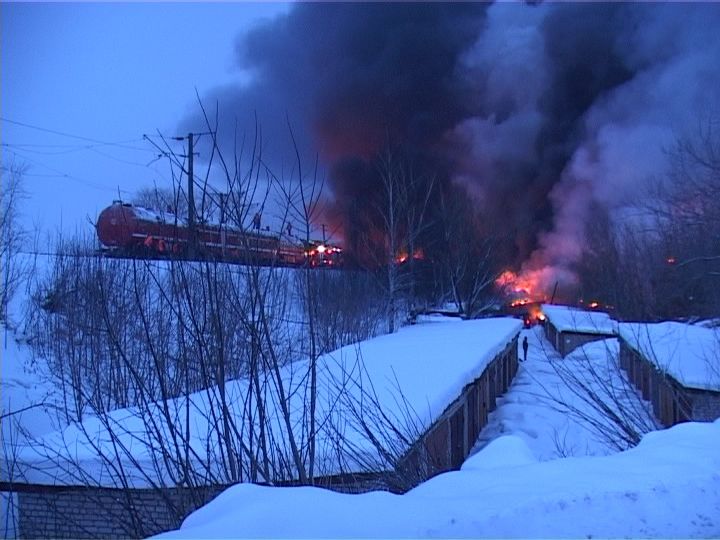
xmin=184 ymin=2 xmax=720 ymax=290
xmin=5 ymin=2 xmax=720 ymax=290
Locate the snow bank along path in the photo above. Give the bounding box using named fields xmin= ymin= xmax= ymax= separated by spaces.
xmin=158 ymin=420 xmax=720 ymax=538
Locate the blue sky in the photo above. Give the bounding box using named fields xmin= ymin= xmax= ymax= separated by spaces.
xmin=2 ymin=2 xmax=288 ymax=239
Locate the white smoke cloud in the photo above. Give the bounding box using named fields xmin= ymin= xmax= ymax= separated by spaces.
xmin=456 ymin=2 xmax=720 ymax=294
xmin=541 ymin=3 xmax=720 ymax=282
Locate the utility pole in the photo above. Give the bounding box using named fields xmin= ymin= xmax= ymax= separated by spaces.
xmin=219 ymin=192 xmax=226 ymax=225
xmin=187 ymin=133 xmax=196 ymax=257
xmin=219 ymin=192 xmax=227 ymax=257
xmin=321 ymin=224 xmax=326 ymax=244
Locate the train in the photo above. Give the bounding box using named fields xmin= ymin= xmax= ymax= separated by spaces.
xmin=95 ymin=200 xmax=343 ymax=267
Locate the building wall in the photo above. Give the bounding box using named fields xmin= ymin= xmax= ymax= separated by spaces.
xmin=558 ymin=331 xmax=613 ymax=357
xmin=544 ymin=323 xmax=559 ymax=353
xmin=15 ymin=484 xmax=226 ymax=539
xmin=544 ymin=320 xmax=614 ymax=357
xmin=9 ymin=472 xmax=395 ymax=540
xmin=691 ymin=389 xmax=720 ymax=421
xmin=619 ymin=340 xmax=718 ymax=426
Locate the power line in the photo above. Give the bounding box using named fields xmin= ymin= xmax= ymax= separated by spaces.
xmin=3 ymin=147 xmax=131 ymax=194
xmin=1 ymin=140 xmax=149 ymax=156
xmin=87 ymin=146 xmax=162 ymax=168
xmin=3 ymin=119 xmax=225 ymax=203
xmin=0 ymin=116 xmax=155 ymax=152
xmin=4 ymin=143 xmax=174 ymax=195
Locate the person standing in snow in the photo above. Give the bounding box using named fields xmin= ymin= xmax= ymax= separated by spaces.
xmin=522 ymin=336 xmax=529 ymax=362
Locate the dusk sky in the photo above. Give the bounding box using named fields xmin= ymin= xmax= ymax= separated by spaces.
xmin=2 ymin=2 xmax=288 ymax=238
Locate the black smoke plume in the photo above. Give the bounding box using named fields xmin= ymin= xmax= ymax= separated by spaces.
xmin=186 ymin=2 xmax=720 ymax=291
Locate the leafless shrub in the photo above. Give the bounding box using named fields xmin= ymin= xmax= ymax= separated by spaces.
xmin=436 ymin=183 xmax=502 ymax=318
xmin=0 ymin=161 xmax=28 ymax=325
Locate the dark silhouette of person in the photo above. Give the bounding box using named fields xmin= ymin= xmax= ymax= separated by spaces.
xmin=252 ymin=212 xmax=261 ymax=230
xmin=522 ymin=336 xmax=529 ymax=362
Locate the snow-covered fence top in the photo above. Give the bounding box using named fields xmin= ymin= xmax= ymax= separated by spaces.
xmin=619 ymin=322 xmax=720 ymax=392
xmin=7 ymin=316 xmax=522 ymax=487
xmin=541 ymin=304 xmax=616 ymax=335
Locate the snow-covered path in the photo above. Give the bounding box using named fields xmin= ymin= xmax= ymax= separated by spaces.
xmin=472 ymin=326 xmax=644 ymax=460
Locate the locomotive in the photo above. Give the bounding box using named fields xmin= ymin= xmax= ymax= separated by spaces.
xmin=95 ymin=200 xmax=342 ymax=267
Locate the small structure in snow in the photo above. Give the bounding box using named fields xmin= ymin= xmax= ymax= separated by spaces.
xmin=618 ymin=321 xmax=720 ymax=424
xmin=541 ymin=304 xmax=616 ymax=357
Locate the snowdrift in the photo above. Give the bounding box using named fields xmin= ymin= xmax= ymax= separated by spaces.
xmin=159 ymin=419 xmax=720 ymax=538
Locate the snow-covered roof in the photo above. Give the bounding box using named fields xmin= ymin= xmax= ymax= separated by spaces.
xmin=130 ymin=204 xmax=186 ymax=226
xmin=130 ymin=204 xmax=279 ymax=239
xmin=125 ymin=203 xmax=332 ymax=244
xmin=619 ymin=321 xmax=720 ymax=392
xmin=541 ymin=304 xmax=616 ymax=335
xmin=9 ymin=317 xmax=522 ymax=487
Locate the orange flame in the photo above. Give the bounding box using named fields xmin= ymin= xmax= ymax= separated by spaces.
xmin=395 ymin=248 xmax=425 ymax=264
xmin=496 ymin=269 xmax=548 ymax=303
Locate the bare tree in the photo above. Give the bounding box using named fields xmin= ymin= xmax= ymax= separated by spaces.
xmin=435 ymin=184 xmax=501 ymax=318
xmin=133 ymin=185 xmax=189 ymax=217
xmin=574 ymin=202 xmax=659 ymax=319
xmin=577 ymin=118 xmax=720 ymax=321
xmin=0 ymin=162 xmax=27 ymax=324
xmin=352 ymin=146 xmax=437 ymax=332
xmin=549 ymin=341 xmax=659 ymax=451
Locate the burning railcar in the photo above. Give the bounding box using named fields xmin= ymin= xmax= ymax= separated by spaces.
xmin=95 ymin=200 xmax=343 ymax=267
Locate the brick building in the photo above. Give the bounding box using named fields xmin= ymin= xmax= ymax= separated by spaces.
xmin=618 ymin=321 xmax=720 ymax=425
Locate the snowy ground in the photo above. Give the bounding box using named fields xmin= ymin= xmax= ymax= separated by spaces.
xmin=0 ymin=322 xmax=61 ymax=441
xmin=1 ymin=257 xmax=71 ymax=447
xmin=1 ymin=320 xmax=65 ymax=540
xmin=1 ymin=253 xmax=65 ymax=442
xmin=159 ymin=325 xmax=720 ymax=538
xmin=4 ymin=291 xmax=720 ymax=538
xmin=158 ymin=420 xmax=720 ymax=539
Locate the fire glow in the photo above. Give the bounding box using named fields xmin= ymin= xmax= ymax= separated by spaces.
xmin=395 ymin=248 xmax=425 ymax=265
xmin=496 ymin=269 xmax=553 ymax=326
xmin=496 ymin=270 xmax=549 ymax=305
